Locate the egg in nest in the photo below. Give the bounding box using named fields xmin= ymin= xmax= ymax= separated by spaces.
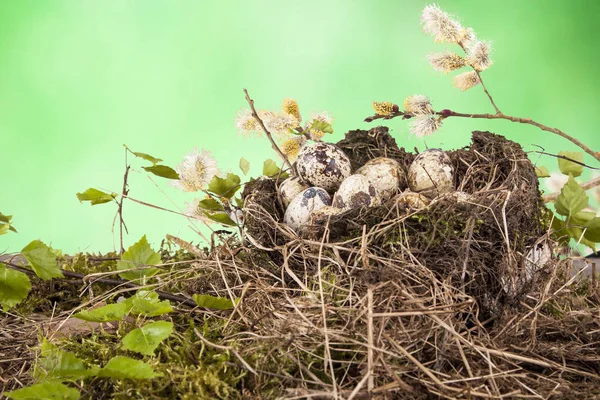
xmin=278 ymin=176 xmax=309 ymax=208
xmin=356 ymin=157 xmax=407 ymax=201
xmin=284 ymin=187 xmax=331 ymax=232
xmin=408 ymin=149 xmax=454 ymax=197
xmin=296 ymin=142 xmax=352 ymax=192
xmin=332 ymin=174 xmax=381 ymax=211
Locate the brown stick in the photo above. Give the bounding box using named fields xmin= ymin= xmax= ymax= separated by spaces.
xmin=365 ymin=110 xmax=600 ymax=163
xmin=243 ymin=89 xmax=298 ymax=177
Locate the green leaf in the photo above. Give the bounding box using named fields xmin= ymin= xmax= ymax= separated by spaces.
xmin=202 ymin=211 xmax=237 ymax=226
xmin=36 ymin=339 xmax=99 ymax=380
xmin=121 ymin=321 xmax=173 ymax=356
xmin=310 ymin=119 xmax=334 ymax=134
xmin=572 ymin=210 xmax=597 ymax=226
xmin=239 ymin=157 xmax=250 ymax=175
xmin=262 ymin=159 xmax=281 ymax=177
xmin=98 ymin=356 xmax=158 ymax=379
xmin=117 ymin=235 xmax=161 ymax=282
xmin=74 ymin=302 xmax=127 ymax=322
xmin=193 ymin=294 xmax=235 ymax=310
xmin=197 ymin=198 xmax=224 ymax=211
xmin=207 ymin=173 xmax=241 ymax=198
xmin=234 ymin=197 xmax=244 ymax=208
xmin=76 ymin=188 xmax=117 ymax=205
xmin=558 ymin=151 xmax=584 ymax=177
xmin=21 ymin=240 xmax=63 ymax=280
xmin=0 ymin=212 xmax=12 ymax=223
xmin=0 ymin=264 xmax=31 ymax=311
xmin=554 ymin=176 xmax=589 ymax=217
xmin=125 ymin=291 xmax=172 ymax=317
xmin=5 ymin=382 xmax=80 ymax=400
xmin=568 ymin=225 xmax=596 ymax=251
xmin=584 ymin=217 xmax=600 ymax=243
xmin=124 ymin=145 xmax=163 ymax=165
xmin=142 ymin=165 xmax=179 ymax=180
xmin=534 ymin=166 xmax=550 ymax=178
xmin=550 ymin=216 xmax=570 ymax=246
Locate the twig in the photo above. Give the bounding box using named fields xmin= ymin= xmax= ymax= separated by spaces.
xmin=116 ymin=148 xmax=130 ymax=255
xmin=243 ymin=89 xmax=298 ymax=177
xmin=543 ymin=175 xmax=600 ymax=202
xmin=365 ymin=110 xmax=600 ymax=163
xmin=475 ymin=70 xmax=500 ymax=114
xmin=1 ymin=256 xmax=198 ymax=308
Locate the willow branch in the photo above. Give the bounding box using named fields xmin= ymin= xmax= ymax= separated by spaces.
xmin=364 ymin=110 xmax=600 ymax=163
xmin=542 ymin=176 xmax=600 ymax=203
xmin=475 ymin=70 xmax=500 ymax=114
xmin=243 ymin=89 xmax=298 ymax=177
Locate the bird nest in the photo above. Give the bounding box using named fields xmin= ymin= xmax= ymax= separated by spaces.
xmin=231 ymin=127 xmax=600 ymax=398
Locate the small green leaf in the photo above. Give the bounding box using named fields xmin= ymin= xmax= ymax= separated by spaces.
xmin=0 ymin=212 xmax=12 ymax=223
xmin=197 ymin=198 xmax=224 ymax=211
xmin=0 ymin=264 xmax=31 ymax=311
xmin=239 ymin=157 xmax=250 ymax=175
xmin=76 ymin=188 xmax=117 ymax=205
xmin=98 ymin=356 xmax=158 ymax=379
xmin=550 ymin=216 xmax=570 ymax=246
xmin=142 ymin=165 xmax=179 ymax=180
xmin=572 ymin=210 xmax=596 ymax=226
xmin=262 ymin=159 xmax=281 ymax=177
xmin=202 ymin=211 xmax=237 ymax=226
xmin=193 ymin=294 xmax=235 ymax=310
xmin=558 ymin=151 xmax=584 ymax=177
xmin=117 ymin=235 xmax=161 ymax=282
xmin=234 ymin=197 xmax=244 ymax=208
xmin=555 ymin=176 xmax=589 ymax=217
xmin=207 ymin=173 xmax=241 ymax=198
xmin=74 ymin=302 xmax=127 ymax=322
xmin=534 ymin=166 xmax=550 ymax=178
xmin=21 ymin=240 xmax=63 ymax=280
xmin=568 ymin=225 xmax=596 ymax=251
xmin=5 ymin=382 xmax=80 ymax=400
xmin=125 ymin=291 xmax=172 ymax=317
xmin=35 ymin=339 xmax=99 ymax=380
xmin=584 ymin=217 xmax=600 ymax=243
xmin=121 ymin=321 xmax=173 ymax=356
xmin=310 ymin=119 xmax=334 ymax=134
xmin=124 ymin=145 xmax=163 ymax=165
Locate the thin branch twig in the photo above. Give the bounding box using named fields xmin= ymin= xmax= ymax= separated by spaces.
xmin=543 ymin=175 xmax=600 ymax=203
xmin=243 ymin=89 xmax=299 ymax=177
xmin=365 ymin=109 xmax=600 ymax=163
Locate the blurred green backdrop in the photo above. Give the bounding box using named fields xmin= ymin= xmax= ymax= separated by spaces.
xmin=2 ymin=0 xmax=599 ymax=254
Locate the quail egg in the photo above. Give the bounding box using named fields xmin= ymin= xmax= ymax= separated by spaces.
xmin=408 ymin=149 xmax=454 ymax=197
xmin=284 ymin=187 xmax=331 ymax=232
xmin=296 ymin=142 xmax=352 ymax=192
xmin=278 ymin=176 xmax=309 ymax=208
xmin=310 ymin=205 xmax=341 ymax=224
xmin=392 ymin=191 xmax=431 ymax=209
xmin=356 ymin=157 xmax=407 ymax=201
xmin=332 ymin=174 xmax=381 ymax=210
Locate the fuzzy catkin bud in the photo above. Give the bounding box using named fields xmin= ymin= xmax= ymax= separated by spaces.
xmin=281 ymin=137 xmax=305 ymax=161
xmin=421 ymin=4 xmax=465 ymax=44
xmin=454 ymin=71 xmax=481 ymax=91
xmin=372 ymin=101 xmax=396 ymax=116
xmin=466 ymin=41 xmax=493 ymax=71
xmin=427 ymin=51 xmax=466 ymax=74
xmin=409 ymin=114 xmax=442 ymax=138
xmin=282 ymin=98 xmax=301 ymax=121
xmin=404 ymin=95 xmax=433 ymax=114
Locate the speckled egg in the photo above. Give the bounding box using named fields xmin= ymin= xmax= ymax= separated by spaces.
xmin=284 ymin=187 xmax=331 ymax=232
xmin=332 ymin=174 xmax=381 ymax=210
xmin=356 ymin=157 xmax=407 ymax=201
xmin=408 ymin=149 xmax=454 ymax=197
xmin=296 ymin=142 xmax=352 ymax=192
xmin=278 ymin=176 xmax=309 ymax=208
xmin=310 ymin=205 xmax=341 ymax=225
xmin=392 ymin=191 xmax=431 ymax=209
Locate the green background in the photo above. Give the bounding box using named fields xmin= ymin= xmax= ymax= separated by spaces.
xmin=2 ymin=0 xmax=599 ymax=254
